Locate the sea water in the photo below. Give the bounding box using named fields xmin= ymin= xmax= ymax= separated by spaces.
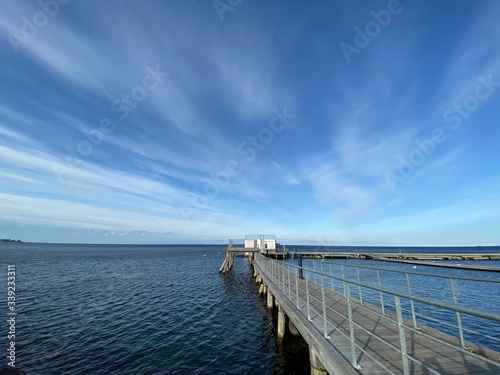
xmin=0 ymin=243 xmax=309 ymax=374
xmin=1 ymin=243 xmax=498 ymax=374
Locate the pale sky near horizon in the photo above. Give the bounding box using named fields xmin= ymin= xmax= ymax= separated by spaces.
xmin=0 ymin=0 xmax=499 ymax=245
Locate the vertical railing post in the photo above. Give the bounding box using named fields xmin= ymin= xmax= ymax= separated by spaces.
xmin=450 ymin=278 xmax=465 ymax=348
xmin=267 ymin=258 xmax=270 ymax=281
xmin=345 ymin=283 xmax=358 ymax=368
xmin=274 ymin=259 xmax=277 ymax=284
xmin=282 ymin=263 xmax=286 ymax=292
xmin=306 ymin=272 xmax=311 ymax=321
xmin=288 ymin=266 xmax=291 ymax=299
xmin=395 ymin=296 xmax=410 ymax=375
xmin=406 ymin=273 xmax=417 ymax=328
xmin=330 ymin=263 xmax=335 ymax=292
xmin=275 ymin=260 xmax=278 ymax=284
xmin=271 ymin=265 xmax=274 ymax=283
xmin=341 ymin=266 xmax=346 ymax=297
xmin=295 ymin=269 xmax=300 ymax=308
xmin=377 ymin=270 xmax=385 ymax=315
xmin=272 ymin=258 xmax=276 ymax=283
xmin=298 ymin=256 xmax=303 ymax=279
xmin=274 ymin=260 xmax=278 ymax=285
xmin=356 ymin=269 xmax=363 ymax=304
xmin=275 ymin=260 xmax=278 ymax=285
xmin=321 ymin=274 xmax=331 ymax=339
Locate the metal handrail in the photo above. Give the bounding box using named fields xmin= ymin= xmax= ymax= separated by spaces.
xmin=304 ymin=272 xmax=500 ymax=347
xmin=318 ymin=259 xmax=500 ymax=282
xmin=281 ymin=259 xmax=500 ymax=321
xmin=320 ymin=270 xmax=500 ymax=314
xmin=255 ymin=254 xmax=500 ymax=374
xmin=314 ymin=261 xmax=500 ymax=311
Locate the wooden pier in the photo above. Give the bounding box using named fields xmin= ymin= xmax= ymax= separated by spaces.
xmin=368 ymin=255 xmax=500 ymax=272
xmin=219 ymin=248 xmax=260 ymax=273
xmin=289 ymin=252 xmax=500 ymax=260
xmin=220 ymin=235 xmax=286 ymax=273
xmin=222 ymin=248 xmax=500 ymax=274
xmin=249 ymin=254 xmax=500 ymax=374
xmin=219 ymin=237 xmax=500 ymax=373
xmin=289 ymin=252 xmax=500 ymax=272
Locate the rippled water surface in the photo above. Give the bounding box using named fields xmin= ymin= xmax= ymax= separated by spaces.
xmin=1 ymin=243 xmax=499 ymax=374
xmin=0 ymin=243 xmax=309 ymax=375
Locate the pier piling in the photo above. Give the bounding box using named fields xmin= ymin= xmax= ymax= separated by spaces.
xmin=288 ymin=320 xmax=300 ymax=336
xmin=258 ymin=284 xmax=265 ymax=296
xmin=267 ymin=290 xmax=274 ymax=310
xmin=309 ymin=348 xmax=328 ymax=375
xmin=277 ymin=306 xmax=287 ymax=340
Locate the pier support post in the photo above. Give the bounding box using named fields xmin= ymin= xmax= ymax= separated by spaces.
xmin=277 ymin=306 xmax=287 ymax=340
xmin=288 ymin=320 xmax=300 ymax=336
xmin=219 ymin=254 xmax=229 ymax=273
xmin=267 ymin=290 xmax=274 ymax=310
xmin=298 ymin=256 xmax=304 ymax=279
xmin=309 ymin=348 xmax=327 ymax=375
xmin=259 ymin=284 xmax=265 ymax=296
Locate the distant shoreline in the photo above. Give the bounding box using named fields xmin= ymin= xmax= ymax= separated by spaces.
xmin=0 ymin=239 xmax=22 ymax=243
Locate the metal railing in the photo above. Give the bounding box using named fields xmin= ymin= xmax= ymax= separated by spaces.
xmin=311 ymin=260 xmax=500 ymax=348
xmin=228 ymin=239 xmax=244 ymax=248
xmin=255 ymin=254 xmax=500 ymax=374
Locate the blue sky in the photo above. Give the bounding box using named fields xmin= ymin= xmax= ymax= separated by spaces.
xmin=0 ymin=0 xmax=499 ymax=245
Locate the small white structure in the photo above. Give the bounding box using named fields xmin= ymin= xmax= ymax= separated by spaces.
xmin=222 ymin=235 xmax=281 ymax=273
xmin=244 ymin=234 xmax=278 ymax=252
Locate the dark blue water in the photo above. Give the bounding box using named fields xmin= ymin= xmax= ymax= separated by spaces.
xmin=1 ymin=243 xmax=499 ymax=374
xmin=0 ymin=243 xmax=309 ymax=375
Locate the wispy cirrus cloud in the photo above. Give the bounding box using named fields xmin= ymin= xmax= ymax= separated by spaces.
xmin=0 ymin=1 xmax=498 ymax=244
